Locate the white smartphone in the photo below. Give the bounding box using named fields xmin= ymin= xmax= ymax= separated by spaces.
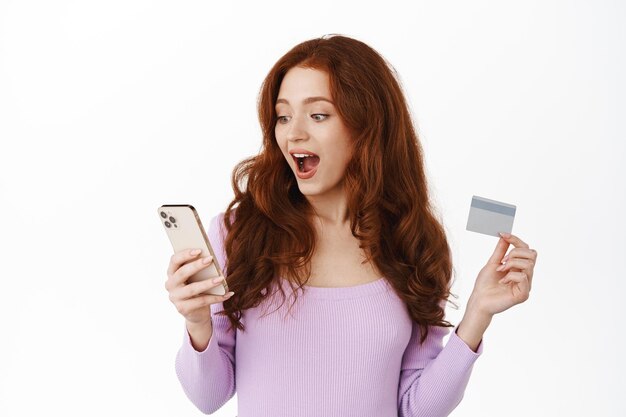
xmin=158 ymin=204 xmax=228 ymax=296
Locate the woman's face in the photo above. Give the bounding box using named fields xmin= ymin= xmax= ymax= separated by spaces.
xmin=274 ymin=66 xmax=353 ymax=196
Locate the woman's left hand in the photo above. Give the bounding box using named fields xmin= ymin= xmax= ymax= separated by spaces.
xmin=467 ymin=233 xmax=538 ymax=317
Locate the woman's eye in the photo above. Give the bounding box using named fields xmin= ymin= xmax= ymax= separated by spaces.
xmin=276 ymin=114 xmax=328 ymax=124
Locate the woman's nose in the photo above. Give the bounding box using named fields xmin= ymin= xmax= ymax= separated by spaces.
xmin=285 ymin=115 xmax=309 ymax=142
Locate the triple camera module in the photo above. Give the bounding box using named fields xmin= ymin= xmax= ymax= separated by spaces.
xmin=160 ymin=210 xmax=178 ymax=228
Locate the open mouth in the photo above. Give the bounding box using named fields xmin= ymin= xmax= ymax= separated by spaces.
xmin=292 ymin=155 xmax=320 ymax=173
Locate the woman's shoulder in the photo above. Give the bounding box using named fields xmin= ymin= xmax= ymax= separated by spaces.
xmin=209 ymin=208 xmax=237 ymax=235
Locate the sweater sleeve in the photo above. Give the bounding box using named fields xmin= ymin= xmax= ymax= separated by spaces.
xmin=397 ymin=317 xmax=483 ymax=417
xmin=174 ymin=212 xmax=236 ymax=414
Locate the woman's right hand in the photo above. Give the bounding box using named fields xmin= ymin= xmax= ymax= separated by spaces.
xmin=164 ymin=248 xmax=233 ymax=325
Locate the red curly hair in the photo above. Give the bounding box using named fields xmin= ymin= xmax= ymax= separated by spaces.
xmin=216 ymin=34 xmax=458 ymax=344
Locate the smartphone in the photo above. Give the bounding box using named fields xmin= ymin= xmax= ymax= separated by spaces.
xmin=158 ymin=204 xmax=228 ymax=296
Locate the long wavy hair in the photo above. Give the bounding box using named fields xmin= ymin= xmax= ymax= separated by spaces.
xmin=215 ymin=34 xmax=458 ymax=344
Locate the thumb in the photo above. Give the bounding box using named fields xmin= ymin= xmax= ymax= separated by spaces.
xmin=487 ymin=237 xmax=510 ymax=265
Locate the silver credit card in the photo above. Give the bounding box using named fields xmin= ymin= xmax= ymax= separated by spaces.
xmin=466 ymin=195 xmax=516 ymax=237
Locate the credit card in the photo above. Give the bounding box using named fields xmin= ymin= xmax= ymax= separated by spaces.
xmin=466 ymin=195 xmax=516 ymax=237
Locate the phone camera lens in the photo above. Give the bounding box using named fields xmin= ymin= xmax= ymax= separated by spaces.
xmin=160 ymin=211 xmax=167 ymax=219
xmin=165 ymin=221 xmax=171 ymax=228
xmin=169 ymin=216 xmax=176 ymax=223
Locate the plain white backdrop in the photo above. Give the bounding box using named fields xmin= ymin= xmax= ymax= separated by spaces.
xmin=1 ymin=1 xmax=624 ymax=416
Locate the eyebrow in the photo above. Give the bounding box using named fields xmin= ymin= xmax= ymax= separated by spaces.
xmin=275 ymin=96 xmax=335 ymax=106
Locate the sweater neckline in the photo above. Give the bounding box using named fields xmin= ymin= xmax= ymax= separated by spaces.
xmin=277 ymin=276 xmax=391 ymax=299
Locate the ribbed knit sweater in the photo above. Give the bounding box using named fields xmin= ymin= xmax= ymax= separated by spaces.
xmin=175 ymin=212 xmax=484 ymax=417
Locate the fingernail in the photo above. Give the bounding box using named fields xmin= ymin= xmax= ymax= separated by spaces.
xmin=202 ymin=256 xmax=213 ymax=264
xmin=502 ymin=255 xmax=509 ymax=262
xmin=190 ymin=249 xmax=201 ymax=255
xmin=223 ymin=292 xmax=234 ymax=298
xmin=212 ymin=276 xmax=224 ymax=284
xmin=499 ymin=232 xmax=511 ymax=238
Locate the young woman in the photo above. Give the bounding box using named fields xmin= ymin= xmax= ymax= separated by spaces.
xmin=164 ymin=34 xmax=538 ymax=417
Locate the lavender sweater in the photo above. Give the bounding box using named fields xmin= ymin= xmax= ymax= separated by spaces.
xmin=175 ymin=212 xmax=483 ymax=416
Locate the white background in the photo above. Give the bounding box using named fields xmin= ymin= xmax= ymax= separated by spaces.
xmin=1 ymin=1 xmax=624 ymax=416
